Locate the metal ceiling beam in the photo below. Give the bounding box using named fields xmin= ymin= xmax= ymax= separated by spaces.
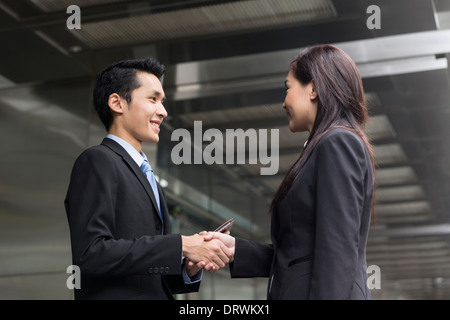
xmin=0 ymin=0 xmax=218 ymax=30
xmin=165 ymin=29 xmax=450 ymax=100
xmin=370 ymin=224 xmax=450 ymax=239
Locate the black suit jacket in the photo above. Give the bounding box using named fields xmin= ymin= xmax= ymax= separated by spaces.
xmin=230 ymin=129 xmax=374 ymax=300
xmin=64 ymin=138 xmax=200 ymax=299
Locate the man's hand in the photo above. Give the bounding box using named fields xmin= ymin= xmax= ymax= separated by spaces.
xmin=203 ymin=232 xmax=235 ymax=258
xmin=184 ymin=258 xmax=205 ymax=278
xmin=181 ymin=233 xmax=233 ymax=272
xmin=188 ymin=231 xmax=236 ymax=272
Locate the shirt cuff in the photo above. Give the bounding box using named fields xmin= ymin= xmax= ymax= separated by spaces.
xmin=182 ymin=264 xmax=203 ymax=284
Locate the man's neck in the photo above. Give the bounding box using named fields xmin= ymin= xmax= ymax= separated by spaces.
xmin=108 ymin=129 xmax=142 ymax=153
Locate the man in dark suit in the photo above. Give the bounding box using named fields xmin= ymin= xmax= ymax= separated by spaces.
xmin=64 ymin=57 xmax=233 ymax=300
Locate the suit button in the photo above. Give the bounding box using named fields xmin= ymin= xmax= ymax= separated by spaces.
xmin=154 ymin=267 xmax=159 ymax=274
xmin=148 ymin=268 xmax=153 ymax=274
xmin=160 ymin=267 xmax=165 ymax=274
xmin=165 ymin=267 xmax=169 ymax=274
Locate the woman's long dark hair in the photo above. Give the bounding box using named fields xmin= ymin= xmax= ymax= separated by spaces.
xmin=270 ymin=44 xmax=376 ymax=217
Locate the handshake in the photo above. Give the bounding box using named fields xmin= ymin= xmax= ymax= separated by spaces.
xmin=181 ymin=230 xmax=235 ymax=277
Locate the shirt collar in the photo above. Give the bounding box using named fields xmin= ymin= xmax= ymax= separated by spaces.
xmin=106 ymin=134 xmax=147 ymax=166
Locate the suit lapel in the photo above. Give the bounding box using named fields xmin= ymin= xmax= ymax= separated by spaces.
xmin=101 ymin=138 xmax=163 ymax=224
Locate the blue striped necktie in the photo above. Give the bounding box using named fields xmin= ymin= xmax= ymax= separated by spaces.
xmin=140 ymin=160 xmax=161 ymax=215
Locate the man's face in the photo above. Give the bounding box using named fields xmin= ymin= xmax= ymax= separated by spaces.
xmin=119 ymin=72 xmax=168 ymax=146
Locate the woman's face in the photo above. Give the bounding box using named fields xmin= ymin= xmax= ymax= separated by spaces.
xmin=282 ymin=70 xmax=318 ymax=133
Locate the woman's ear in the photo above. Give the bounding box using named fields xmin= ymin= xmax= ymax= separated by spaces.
xmin=108 ymin=93 xmax=124 ymax=114
xmin=310 ymin=81 xmax=318 ymax=100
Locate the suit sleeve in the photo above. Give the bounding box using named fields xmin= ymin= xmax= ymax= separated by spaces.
xmin=229 ymin=238 xmax=273 ymax=278
xmin=64 ymin=148 xmax=183 ymax=278
xmin=309 ymin=132 xmax=367 ymax=299
xmin=163 ymin=272 xmax=201 ymax=294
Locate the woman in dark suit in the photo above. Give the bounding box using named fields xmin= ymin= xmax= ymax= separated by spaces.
xmin=204 ymin=44 xmax=376 ymax=299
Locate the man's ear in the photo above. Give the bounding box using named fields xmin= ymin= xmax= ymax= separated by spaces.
xmin=108 ymin=93 xmax=125 ymax=114
xmin=310 ymin=81 xmax=318 ymax=100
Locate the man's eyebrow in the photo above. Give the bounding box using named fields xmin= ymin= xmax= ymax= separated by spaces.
xmin=151 ymin=90 xmax=166 ymax=101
